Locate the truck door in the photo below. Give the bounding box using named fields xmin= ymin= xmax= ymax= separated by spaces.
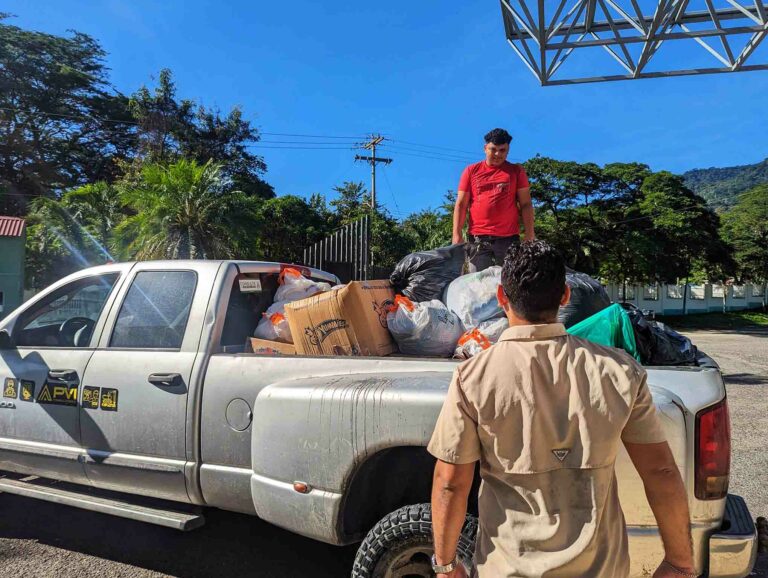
xmin=0 ymin=272 xmax=121 ymax=483
xmin=79 ymin=264 xmax=211 ymax=502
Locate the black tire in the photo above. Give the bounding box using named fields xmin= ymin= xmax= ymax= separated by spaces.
xmin=351 ymin=503 xmax=477 ymax=578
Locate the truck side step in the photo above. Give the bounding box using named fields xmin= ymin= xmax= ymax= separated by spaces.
xmin=0 ymin=475 xmax=205 ymax=531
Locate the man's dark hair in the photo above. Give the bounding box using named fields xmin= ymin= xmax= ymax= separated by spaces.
xmin=484 ymin=128 xmax=513 ymax=145
xmin=501 ymin=240 xmax=566 ymax=323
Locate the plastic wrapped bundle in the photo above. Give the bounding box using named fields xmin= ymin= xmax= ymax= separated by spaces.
xmin=390 ymin=244 xmax=466 ymax=303
xmin=558 ymin=269 xmax=610 ymax=328
xmin=275 ymin=267 xmax=332 ymax=303
xmin=254 ymin=301 xmax=293 ymax=343
xmin=454 ymin=317 xmax=509 ymax=359
xmin=386 ymin=296 xmax=463 ymax=357
xmin=443 ymin=266 xmax=504 ymax=329
xmin=566 ymin=303 xmax=641 ymax=361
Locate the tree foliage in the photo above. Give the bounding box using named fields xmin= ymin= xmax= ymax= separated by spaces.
xmin=5 ymin=17 xmax=757 ymax=293
xmin=0 ymin=14 xmax=135 ymax=215
xmin=722 ymin=184 xmax=768 ymax=283
xmin=115 ymin=159 xmax=260 ymax=260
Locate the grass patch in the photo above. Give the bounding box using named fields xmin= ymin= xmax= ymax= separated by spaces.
xmin=658 ymin=308 xmax=768 ymax=330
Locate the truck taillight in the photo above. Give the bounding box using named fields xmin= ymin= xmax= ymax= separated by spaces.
xmin=695 ymin=399 xmax=730 ymax=500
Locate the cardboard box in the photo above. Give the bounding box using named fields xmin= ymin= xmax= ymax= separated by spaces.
xmin=247 ymin=338 xmax=297 ymax=356
xmin=285 ymin=280 xmax=397 ymax=357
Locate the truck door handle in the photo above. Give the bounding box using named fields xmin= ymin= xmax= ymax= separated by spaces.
xmin=48 ymin=369 xmax=77 ymax=381
xmin=148 ymin=373 xmax=182 ymax=387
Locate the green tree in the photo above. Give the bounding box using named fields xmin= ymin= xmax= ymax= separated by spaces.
xmin=64 ymin=182 xmax=123 ymax=250
xmin=129 ymin=69 xmax=273 ymax=198
xmin=722 ymin=184 xmax=768 ymax=285
xmin=639 ymin=172 xmax=731 ymax=285
xmin=254 ymin=195 xmax=332 ymax=264
xmin=0 ymin=14 xmax=135 ymax=215
xmin=115 ymin=159 xmax=260 ymax=260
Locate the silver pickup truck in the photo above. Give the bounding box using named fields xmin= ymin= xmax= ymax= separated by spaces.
xmin=0 ymin=260 xmax=757 ymax=577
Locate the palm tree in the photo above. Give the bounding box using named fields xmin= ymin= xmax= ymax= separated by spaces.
xmin=63 ymin=182 xmax=123 ymax=250
xmin=115 ymin=159 xmax=260 ymax=260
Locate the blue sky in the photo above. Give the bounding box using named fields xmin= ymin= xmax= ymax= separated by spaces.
xmin=6 ymin=0 xmax=768 ymax=218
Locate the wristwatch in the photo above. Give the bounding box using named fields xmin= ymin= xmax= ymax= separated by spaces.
xmin=431 ymin=554 xmax=458 ymax=574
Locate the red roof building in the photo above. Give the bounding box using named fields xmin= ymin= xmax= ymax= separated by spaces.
xmin=0 ymin=216 xmax=25 ymax=237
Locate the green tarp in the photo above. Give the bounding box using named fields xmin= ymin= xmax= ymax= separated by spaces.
xmin=566 ymin=303 xmax=641 ymax=361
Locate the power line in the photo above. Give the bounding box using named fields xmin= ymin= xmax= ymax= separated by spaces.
xmin=388 ymin=138 xmax=480 ymax=156
xmin=380 ymin=165 xmax=402 ymax=216
xmin=253 ymin=140 xmax=363 ymax=145
xmin=383 ymin=144 xmax=476 ymax=162
xmin=380 ymin=149 xmax=470 ymax=164
xmin=0 ymin=106 xmax=368 ymax=141
xmin=258 ymin=132 xmax=366 ymax=139
xmin=245 ymin=145 xmax=356 ymax=150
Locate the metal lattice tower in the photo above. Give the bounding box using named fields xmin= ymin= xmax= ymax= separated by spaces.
xmin=500 ymin=0 xmax=768 ymax=84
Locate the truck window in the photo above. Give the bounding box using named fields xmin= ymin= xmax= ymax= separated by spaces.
xmin=16 ymin=274 xmax=120 ymax=348
xmin=109 ymin=271 xmax=196 ymax=350
xmin=219 ymin=273 xmax=278 ymax=348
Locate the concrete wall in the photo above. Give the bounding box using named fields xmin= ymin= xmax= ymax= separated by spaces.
xmin=0 ymin=235 xmax=25 ymax=320
xmin=605 ymin=282 xmax=767 ymax=316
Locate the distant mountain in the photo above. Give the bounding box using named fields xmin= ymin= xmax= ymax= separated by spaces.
xmin=682 ymin=158 xmax=768 ymax=210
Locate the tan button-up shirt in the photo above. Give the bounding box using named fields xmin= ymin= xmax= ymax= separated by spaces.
xmin=428 ymin=323 xmax=666 ymax=578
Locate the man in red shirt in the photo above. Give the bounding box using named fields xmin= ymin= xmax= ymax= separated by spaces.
xmin=452 ymin=128 xmax=535 ymax=272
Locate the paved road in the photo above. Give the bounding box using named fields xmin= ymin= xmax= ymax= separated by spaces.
xmin=0 ymin=328 xmax=765 ymax=577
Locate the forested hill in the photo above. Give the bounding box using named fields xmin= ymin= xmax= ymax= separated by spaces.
xmin=683 ymin=157 xmax=768 ymax=209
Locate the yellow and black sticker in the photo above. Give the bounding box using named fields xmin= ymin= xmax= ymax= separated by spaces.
xmin=36 ymin=381 xmax=78 ymax=406
xmin=3 ymin=378 xmax=18 ymax=399
xmin=100 ymin=388 xmax=118 ymax=411
xmin=20 ymin=380 xmax=35 ymax=402
xmin=82 ymin=386 xmax=100 ymax=409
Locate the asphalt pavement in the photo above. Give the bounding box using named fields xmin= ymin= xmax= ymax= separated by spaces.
xmin=0 ymin=328 xmax=765 ymax=577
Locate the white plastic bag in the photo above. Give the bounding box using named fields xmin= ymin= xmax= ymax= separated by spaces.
xmin=386 ymin=296 xmax=463 ymax=357
xmin=274 ymin=267 xmax=332 ymax=303
xmin=454 ymin=317 xmax=509 ymax=359
xmin=254 ymin=301 xmax=293 ymax=343
xmin=444 ymin=266 xmax=504 ymax=329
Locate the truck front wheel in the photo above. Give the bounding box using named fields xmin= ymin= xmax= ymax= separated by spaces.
xmin=351 ymin=503 xmax=477 ymax=578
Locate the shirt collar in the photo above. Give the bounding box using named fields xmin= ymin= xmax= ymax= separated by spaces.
xmin=498 ymin=323 xmax=567 ymax=341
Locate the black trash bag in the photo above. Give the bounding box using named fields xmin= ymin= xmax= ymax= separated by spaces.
xmin=623 ymin=304 xmax=698 ymax=366
xmin=647 ymin=322 xmax=698 ymax=366
xmin=390 ymin=243 xmax=466 ymax=303
xmin=558 ymin=269 xmax=611 ymax=328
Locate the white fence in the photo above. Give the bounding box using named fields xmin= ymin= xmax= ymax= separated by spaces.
xmin=604 ymin=282 xmax=767 ymax=315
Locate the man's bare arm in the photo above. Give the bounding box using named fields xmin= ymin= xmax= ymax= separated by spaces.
xmin=431 ymin=460 xmax=475 ymax=575
xmin=624 ymin=441 xmax=696 ymax=574
xmin=517 ymin=186 xmax=535 ymax=240
xmin=452 ymin=190 xmax=470 ymax=244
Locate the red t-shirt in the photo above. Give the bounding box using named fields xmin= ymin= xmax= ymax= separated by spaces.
xmin=458 ymin=161 xmax=530 ymax=237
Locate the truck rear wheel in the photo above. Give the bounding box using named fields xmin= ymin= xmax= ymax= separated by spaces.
xmin=352 ymin=503 xmax=477 ymax=578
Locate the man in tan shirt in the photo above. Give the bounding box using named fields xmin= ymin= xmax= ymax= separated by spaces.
xmin=428 ymin=241 xmax=697 ymax=578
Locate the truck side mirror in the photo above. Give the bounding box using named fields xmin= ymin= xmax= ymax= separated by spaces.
xmin=0 ymin=330 xmax=13 ymax=349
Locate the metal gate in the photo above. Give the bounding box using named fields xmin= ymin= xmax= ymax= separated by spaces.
xmin=302 ymin=215 xmax=370 ymax=283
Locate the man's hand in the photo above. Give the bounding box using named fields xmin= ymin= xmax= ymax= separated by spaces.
xmin=625 ymin=442 xmax=695 ymax=574
xmin=438 ymin=563 xmax=468 ymax=578
xmin=452 ymin=232 xmax=465 ymax=245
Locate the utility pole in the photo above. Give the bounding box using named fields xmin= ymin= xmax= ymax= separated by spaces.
xmin=355 ymin=134 xmax=392 ymax=209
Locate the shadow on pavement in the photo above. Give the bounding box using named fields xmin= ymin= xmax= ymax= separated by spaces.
xmin=723 ymin=373 xmax=768 ymax=385
xmin=0 ymin=493 xmax=358 ymax=577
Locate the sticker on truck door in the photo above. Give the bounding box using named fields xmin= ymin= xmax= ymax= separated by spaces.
xmin=100 ymin=388 xmax=119 ymax=411
xmin=36 ymin=382 xmax=78 ymax=406
xmin=3 ymin=378 xmax=17 ymax=399
xmin=20 ymin=380 xmax=35 ymax=401
xmin=81 ymin=386 xmax=101 ymax=409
